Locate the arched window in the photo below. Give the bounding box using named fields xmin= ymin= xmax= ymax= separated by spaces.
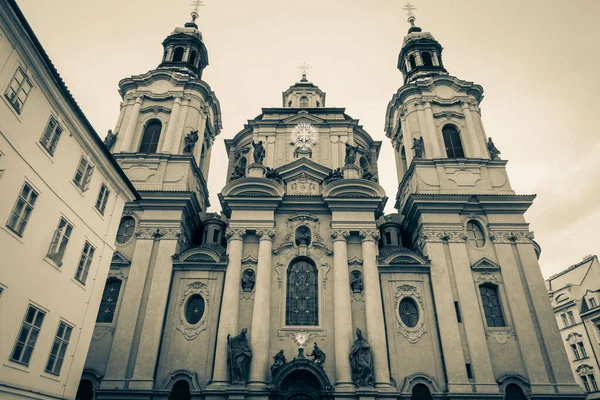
xmin=401 ymin=147 xmax=408 ymax=172
xmin=299 ymin=96 xmax=309 ymax=108
xmin=411 ymin=383 xmax=433 ymax=400
xmin=76 ymin=379 xmax=94 ymax=400
xmin=442 ymin=125 xmax=465 ymax=158
xmin=504 ymin=383 xmax=527 ymax=400
xmin=399 ymin=297 xmax=419 ymax=327
xmin=421 ymin=52 xmax=433 ymax=67
xmin=408 ymin=54 xmax=417 ymax=70
xmin=286 ymin=259 xmax=318 ymax=326
xmin=96 ymin=278 xmax=122 ymax=323
xmin=189 ymin=50 xmax=198 ymax=66
xmin=170 ymin=380 xmax=191 ymax=400
xmin=172 ymin=47 xmax=185 ymax=62
xmin=139 ymin=120 xmax=162 ymax=153
xmin=466 ymin=220 xmax=485 ymax=248
xmin=479 ymin=284 xmax=506 ymax=327
xmin=288 ymin=100 xmax=292 ymax=107
xmin=116 ymin=216 xmax=136 ymax=244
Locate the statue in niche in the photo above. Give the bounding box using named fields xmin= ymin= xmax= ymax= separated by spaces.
xmin=241 ymin=269 xmax=255 ymax=292
xmin=103 ymin=129 xmax=117 ymax=150
xmin=350 ymin=270 xmax=364 ymax=293
xmin=252 ymin=140 xmax=266 ymax=164
xmin=487 ymin=137 xmax=501 ymax=160
xmin=265 ymin=167 xmax=283 ymax=181
xmin=295 ymin=226 xmax=311 ymax=246
xmin=227 ymin=328 xmax=252 ymax=384
xmin=183 ymin=130 xmax=199 ymax=153
xmin=345 ymin=143 xmax=358 ymax=165
xmin=324 ymin=168 xmax=343 ymax=184
xmin=412 ymin=137 xmax=425 ymax=159
xmin=230 ymin=165 xmax=246 ymax=181
xmin=350 ymin=328 xmax=375 ymax=387
xmin=271 ymin=350 xmax=287 ymax=375
xmin=308 ymin=342 xmax=326 ymax=366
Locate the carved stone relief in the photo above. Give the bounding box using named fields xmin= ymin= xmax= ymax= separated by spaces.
xmin=176 ymin=281 xmax=210 ymax=340
xmin=485 ymin=330 xmax=516 ymax=344
xmin=394 ymin=284 xmax=427 ymax=343
xmin=276 ymin=329 xmax=327 ymax=347
xmin=92 ymin=326 xmax=115 ymax=340
xmin=288 ymin=173 xmax=319 ymax=196
xmin=473 ymin=272 xmax=502 ymax=285
xmin=417 ymin=230 xmax=467 ymax=248
xmin=489 ymin=231 xmax=535 ymax=244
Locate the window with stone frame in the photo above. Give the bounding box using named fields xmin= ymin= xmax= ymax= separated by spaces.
xmin=561 ymin=313 xmax=569 ymax=328
xmin=442 ymin=125 xmax=465 ymax=158
xmin=590 ymin=374 xmax=599 ymax=392
xmin=39 ymin=115 xmax=63 ymax=155
xmin=572 ymin=344 xmax=581 ymax=360
xmin=10 ymin=304 xmax=45 ymax=365
xmin=590 ymin=297 xmax=598 ymax=309
xmin=95 ymin=184 xmax=110 ymax=215
xmin=47 ymin=217 xmax=73 ymax=266
xmin=139 ymin=120 xmax=162 ymax=153
xmin=466 ymin=220 xmax=485 ymax=248
xmin=579 ymin=342 xmax=588 ymax=358
xmin=96 ymin=278 xmax=122 ymax=323
xmin=75 ymin=241 xmax=95 ymax=284
xmin=6 ymin=182 xmax=38 ymax=236
xmin=479 ymin=284 xmax=506 ymax=327
xmin=567 ymin=311 xmax=576 ymax=326
xmin=45 ymin=321 xmax=72 ymax=375
xmin=286 ymin=259 xmax=318 ymax=326
xmin=5 ymin=67 xmax=33 ymax=114
xmin=116 ymin=216 xmax=136 ymax=244
xmin=73 ymin=156 xmax=95 ymax=191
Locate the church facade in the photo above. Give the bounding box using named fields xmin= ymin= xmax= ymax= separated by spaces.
xmin=79 ymin=11 xmax=584 ymax=400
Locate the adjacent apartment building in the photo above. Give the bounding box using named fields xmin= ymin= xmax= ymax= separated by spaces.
xmin=547 ymin=255 xmax=600 ymax=399
xmin=0 ymin=0 xmax=138 ymax=398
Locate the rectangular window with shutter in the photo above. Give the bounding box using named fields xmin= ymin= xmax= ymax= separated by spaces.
xmin=73 ymin=156 xmax=94 ymax=191
xmin=75 ymin=242 xmax=95 ymax=284
xmin=47 ymin=217 xmax=73 ymax=266
xmin=39 ymin=116 xmax=63 ymax=155
xmin=579 ymin=342 xmax=588 ymax=358
xmin=95 ymin=184 xmax=110 ymax=215
xmin=11 ymin=304 xmax=45 ymax=365
xmin=6 ymin=182 xmax=38 ymax=236
xmin=571 ymin=344 xmax=580 ymax=360
xmin=5 ymin=67 xmax=33 ymax=114
xmin=590 ymin=374 xmax=598 ymax=392
xmin=45 ymin=321 xmax=72 ymax=375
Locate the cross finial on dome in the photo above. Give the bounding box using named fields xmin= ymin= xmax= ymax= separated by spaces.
xmin=190 ymin=0 xmax=205 ymax=23
xmin=297 ymin=62 xmax=312 ymax=81
xmin=402 ymin=2 xmax=417 ymax=27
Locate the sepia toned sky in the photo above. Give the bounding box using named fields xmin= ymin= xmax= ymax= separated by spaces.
xmin=15 ymin=0 xmax=600 ymax=278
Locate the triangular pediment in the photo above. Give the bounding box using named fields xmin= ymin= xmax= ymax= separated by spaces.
xmin=281 ymin=112 xmax=325 ymax=125
xmin=277 ymin=157 xmax=331 ymax=183
xmin=471 ymin=257 xmax=500 ymax=271
xmin=111 ymin=251 xmax=131 ymax=267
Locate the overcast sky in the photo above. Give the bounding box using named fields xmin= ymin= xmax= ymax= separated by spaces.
xmin=15 ymin=0 xmax=599 ymax=278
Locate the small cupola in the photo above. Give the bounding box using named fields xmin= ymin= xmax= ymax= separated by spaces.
xmin=397 ymin=6 xmax=448 ymax=84
xmin=282 ymin=65 xmax=326 ymax=108
xmin=157 ymin=11 xmax=209 ymax=79
xmin=377 ymin=214 xmax=404 ymax=248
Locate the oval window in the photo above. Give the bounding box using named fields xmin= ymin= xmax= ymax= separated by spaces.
xmin=116 ymin=216 xmax=136 ymax=244
xmin=185 ymin=294 xmax=205 ymax=325
xmin=466 ymin=220 xmax=485 ymax=248
xmin=399 ymin=297 xmax=419 ymax=327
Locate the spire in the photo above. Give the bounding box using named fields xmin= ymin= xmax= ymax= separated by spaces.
xmin=402 ymin=2 xmax=422 ymax=33
xmin=297 ymin=62 xmax=312 ymax=82
xmin=186 ymin=0 xmax=204 ymax=28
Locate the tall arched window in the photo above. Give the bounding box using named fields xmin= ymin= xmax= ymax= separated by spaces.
xmin=408 ymin=54 xmax=417 ymax=70
xmin=139 ymin=120 xmax=162 ymax=153
xmin=96 ymin=278 xmax=122 ymax=323
xmin=504 ymin=384 xmax=527 ymax=400
xmin=479 ymin=284 xmax=506 ymax=327
xmin=172 ymin=47 xmax=185 ymax=62
xmin=189 ymin=50 xmax=198 ymax=66
xmin=442 ymin=125 xmax=465 ymax=158
xmin=170 ymin=380 xmax=191 ymax=400
xmin=411 ymin=383 xmax=433 ymax=400
xmin=286 ymin=259 xmax=318 ymax=326
xmin=401 ymin=147 xmax=408 ymax=173
xmin=466 ymin=220 xmax=485 ymax=248
xmin=421 ymin=52 xmax=433 ymax=67
xmin=299 ymin=96 xmax=309 ymax=108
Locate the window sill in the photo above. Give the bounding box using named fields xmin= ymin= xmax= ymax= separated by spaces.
xmin=71 ymin=277 xmax=87 ymax=290
xmin=4 ymin=361 xmax=29 ymax=373
xmin=35 ymin=141 xmax=56 ymax=163
xmin=43 ymin=257 xmax=63 ymax=272
xmin=69 ymin=180 xmax=86 ymax=198
xmin=1 ymin=94 xmax=25 ymax=122
xmin=1 ymin=225 xmax=25 ymax=243
xmin=93 ymin=206 xmax=106 ymax=220
xmin=40 ymin=371 xmax=61 ymax=382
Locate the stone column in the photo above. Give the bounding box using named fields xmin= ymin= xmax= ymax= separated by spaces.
xmin=161 ymin=96 xmax=183 ymax=153
xmin=212 ymin=228 xmax=246 ymax=384
xmin=331 ymin=229 xmax=353 ymax=388
xmin=119 ymin=96 xmax=143 ymax=152
xmin=461 ymin=101 xmax=484 ymax=158
xmin=360 ymin=230 xmax=391 ymax=387
xmin=248 ymin=229 xmax=276 ymax=386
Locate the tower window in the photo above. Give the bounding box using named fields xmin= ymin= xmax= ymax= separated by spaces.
xmin=286 ymin=259 xmax=318 ymax=326
xmin=189 ymin=50 xmax=198 ymax=66
xmin=172 ymin=47 xmax=184 ymax=62
xmin=442 ymin=125 xmax=465 ymax=158
xmin=299 ymin=96 xmax=309 ymax=108
xmin=96 ymin=278 xmax=122 ymax=323
xmin=479 ymin=284 xmax=506 ymax=327
xmin=466 ymin=220 xmax=485 ymax=248
xmin=401 ymin=147 xmax=408 ymax=173
xmin=408 ymin=54 xmax=417 ymax=70
xmin=421 ymin=52 xmax=433 ymax=67
xmin=384 ymin=231 xmax=392 ymax=245
xmin=139 ymin=120 xmax=162 ymax=153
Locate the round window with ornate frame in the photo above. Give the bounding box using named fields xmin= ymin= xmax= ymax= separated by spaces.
xmin=399 ymin=297 xmax=419 ymax=328
xmin=116 ymin=216 xmax=136 ymax=245
xmin=184 ymin=294 xmax=205 ymax=325
xmin=466 ymin=220 xmax=486 ymax=248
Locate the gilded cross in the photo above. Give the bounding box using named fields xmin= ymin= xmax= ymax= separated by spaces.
xmin=190 ymin=0 xmax=205 ymax=22
xmin=402 ymin=2 xmax=417 ymax=26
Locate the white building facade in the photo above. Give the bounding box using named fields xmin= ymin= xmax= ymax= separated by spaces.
xmin=547 ymin=255 xmax=600 ymax=399
xmin=0 ymin=0 xmax=138 ymax=398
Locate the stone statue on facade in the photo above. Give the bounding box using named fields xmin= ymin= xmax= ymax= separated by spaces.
xmin=183 ymin=130 xmax=199 ymax=153
xmin=308 ymin=342 xmax=326 ymax=366
xmin=271 ymin=349 xmax=287 ymax=375
xmin=345 ymin=143 xmax=358 ymax=165
xmin=227 ymin=328 xmax=252 ymax=384
xmin=487 ymin=137 xmax=501 ymax=160
xmin=265 ymin=167 xmax=282 ymax=181
xmin=103 ymin=129 xmax=117 ymax=150
xmin=230 ymin=165 xmax=246 ymax=181
xmin=241 ymin=269 xmax=255 ymax=292
xmin=350 ymin=328 xmax=375 ymax=387
xmin=324 ymin=168 xmax=343 ymax=184
xmin=295 ymin=226 xmax=311 ymax=246
xmin=362 ymin=169 xmax=374 ymax=181
xmin=412 ymin=137 xmax=424 ymax=159
xmin=350 ymin=270 xmax=364 ymax=293
xmin=252 ymin=140 xmax=266 ymax=164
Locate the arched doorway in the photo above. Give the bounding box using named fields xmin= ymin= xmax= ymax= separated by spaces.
xmin=75 ymin=379 xmax=94 ymax=400
xmin=281 ymin=370 xmax=321 ymax=400
xmin=505 ymin=383 xmax=527 ymax=400
xmin=411 ymin=383 xmax=433 ymax=400
xmin=271 ymin=356 xmax=332 ymax=400
xmin=170 ymin=380 xmax=191 ymax=400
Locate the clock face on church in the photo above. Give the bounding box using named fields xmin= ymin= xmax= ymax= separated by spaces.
xmin=292 ymin=122 xmax=317 ymax=150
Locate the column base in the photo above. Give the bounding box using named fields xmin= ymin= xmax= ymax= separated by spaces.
xmin=334 ymin=382 xmax=356 ymax=392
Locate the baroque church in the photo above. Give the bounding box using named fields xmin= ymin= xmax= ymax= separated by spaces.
xmin=80 ymin=9 xmax=584 ymax=400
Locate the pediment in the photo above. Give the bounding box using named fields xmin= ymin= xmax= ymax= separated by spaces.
xmin=470 ymin=257 xmax=501 ymax=271
xmin=174 ymin=244 xmax=227 ymax=263
xmin=281 ymin=112 xmax=325 ymax=125
xmin=110 ymin=251 xmax=131 ymax=267
xmin=278 ymin=157 xmax=331 ymax=183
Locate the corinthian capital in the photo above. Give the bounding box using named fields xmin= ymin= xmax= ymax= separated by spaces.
xmin=330 ymin=229 xmax=350 ymax=242
xmin=257 ymin=229 xmax=276 ymax=242
xmin=359 ymin=230 xmax=381 ymax=243
xmin=225 ymin=228 xmax=246 ymax=242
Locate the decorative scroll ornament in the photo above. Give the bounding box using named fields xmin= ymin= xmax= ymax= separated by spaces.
xmin=225 ymin=228 xmax=246 ymax=241
xmin=486 ymin=330 xmax=516 ymax=344
xmin=359 ymin=230 xmax=381 ymax=243
xmin=576 ymin=364 xmax=594 ymax=375
xmin=489 ymin=231 xmax=535 ymax=244
xmin=92 ymin=326 xmax=115 ymax=340
xmin=566 ymin=332 xmax=584 ymax=344
xmin=292 ymin=123 xmax=317 ymax=150
xmin=394 ymin=284 xmax=426 ymax=343
xmin=176 ymin=282 xmax=210 ymax=340
xmin=474 ymin=272 xmax=502 ymax=285
xmin=277 ymin=329 xmax=327 ymax=348
xmin=417 ymin=230 xmax=467 ymax=245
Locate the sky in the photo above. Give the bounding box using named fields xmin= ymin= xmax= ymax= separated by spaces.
xmin=15 ymin=0 xmax=600 ymax=278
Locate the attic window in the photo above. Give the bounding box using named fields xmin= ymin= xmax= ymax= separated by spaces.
xmin=299 ymin=96 xmax=309 ymax=108
xmin=421 ymin=52 xmax=433 ymax=67
xmin=189 ymin=50 xmax=198 ymax=66
xmin=173 ymin=47 xmax=184 ymax=62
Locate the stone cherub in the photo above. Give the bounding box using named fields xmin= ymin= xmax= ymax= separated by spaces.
xmin=183 ymin=130 xmax=199 ymax=153
xmin=487 ymin=137 xmax=501 ymax=160
xmin=252 ymin=140 xmax=266 ymax=164
xmin=412 ymin=137 xmax=424 ymax=159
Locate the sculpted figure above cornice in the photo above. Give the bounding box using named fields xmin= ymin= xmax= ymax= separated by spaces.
xmin=330 ymin=229 xmax=350 ymax=242
xmin=359 ymin=230 xmax=380 ymax=243
xmin=225 ymin=228 xmax=246 ymax=242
